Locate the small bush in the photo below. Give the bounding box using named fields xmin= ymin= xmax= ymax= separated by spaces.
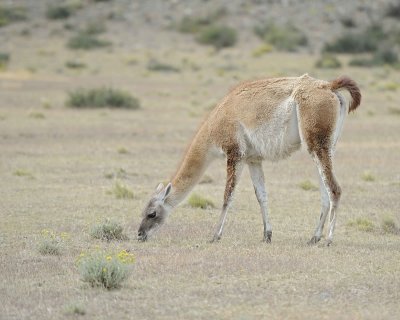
xmin=147 ymin=59 xmax=180 ymax=73
xmin=67 ymin=87 xmax=140 ymax=109
xmin=67 ymin=32 xmax=111 ymax=50
xmin=65 ymin=60 xmax=86 ymax=69
xmin=350 ymin=48 xmax=399 ymax=68
xmin=46 ymin=4 xmax=74 ymax=20
xmin=347 ymin=218 xmax=374 ymax=232
xmin=315 ymin=54 xmax=342 ymax=69
xmin=84 ymin=21 xmax=106 ymax=35
xmin=90 ymin=219 xmax=128 ymax=241
xmin=0 ymin=52 xmax=10 ymax=69
xmin=76 ymin=249 xmax=134 ymax=289
xmin=324 ymin=25 xmax=385 ymax=53
xmin=255 ymin=23 xmax=307 ymax=51
xmin=37 ymin=229 xmax=68 ymax=255
xmin=0 ymin=6 xmax=27 ymax=27
xmin=188 ymin=193 xmax=215 ymax=209
xmin=196 ymin=25 xmax=237 ymax=49
xmin=177 ymin=8 xmax=227 ymax=34
xmin=298 ymin=180 xmax=318 ymax=191
xmin=108 ymin=181 xmax=134 ymax=199
xmin=381 ymin=216 xmax=399 ymax=234
xmin=252 ymin=44 xmax=273 ymax=57
xmin=361 ymin=171 xmax=375 ymax=182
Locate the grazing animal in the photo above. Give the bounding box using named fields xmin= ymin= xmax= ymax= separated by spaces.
xmin=138 ymin=74 xmax=361 ymax=245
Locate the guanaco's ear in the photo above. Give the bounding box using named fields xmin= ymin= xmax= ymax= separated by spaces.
xmin=162 ymin=182 xmax=172 ymax=201
xmin=155 ymin=183 xmax=164 ymax=194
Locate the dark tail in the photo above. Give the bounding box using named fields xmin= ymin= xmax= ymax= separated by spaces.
xmin=330 ymin=76 xmax=361 ymax=113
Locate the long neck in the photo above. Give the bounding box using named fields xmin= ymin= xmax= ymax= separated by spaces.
xmin=165 ymin=127 xmax=211 ymax=208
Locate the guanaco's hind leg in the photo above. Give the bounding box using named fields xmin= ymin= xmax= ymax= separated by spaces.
xmin=211 ymin=148 xmax=243 ymax=242
xmin=248 ymin=161 xmax=272 ymax=242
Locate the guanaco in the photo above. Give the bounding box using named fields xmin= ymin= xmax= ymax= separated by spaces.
xmin=138 ymin=74 xmax=361 ymax=245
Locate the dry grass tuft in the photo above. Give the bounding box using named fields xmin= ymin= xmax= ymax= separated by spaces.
xmin=90 ymin=219 xmax=128 ymax=241
xmin=362 ymin=171 xmax=375 ymax=182
xmin=347 ymin=217 xmax=375 ymax=232
xmin=37 ymin=229 xmax=68 ymax=255
xmin=298 ymin=180 xmax=318 ymax=191
xmin=188 ymin=193 xmax=215 ymax=209
xmin=381 ymin=216 xmax=399 ymax=235
xmin=13 ymin=168 xmax=34 ymax=179
xmin=107 ymin=181 xmax=134 ymax=199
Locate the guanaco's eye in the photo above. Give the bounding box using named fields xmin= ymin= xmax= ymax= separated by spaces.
xmin=148 ymin=211 xmax=156 ymax=219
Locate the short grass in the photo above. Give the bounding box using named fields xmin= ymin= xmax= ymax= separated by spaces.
xmin=188 ymin=193 xmax=215 ymax=209
xmin=347 ymin=217 xmax=375 ymax=232
xmin=298 ymin=180 xmax=318 ymax=191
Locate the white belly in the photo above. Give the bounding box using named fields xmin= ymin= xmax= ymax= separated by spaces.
xmin=240 ymin=98 xmax=301 ymax=161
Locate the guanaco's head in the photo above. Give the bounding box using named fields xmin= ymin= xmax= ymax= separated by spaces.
xmin=138 ymin=182 xmax=172 ymax=241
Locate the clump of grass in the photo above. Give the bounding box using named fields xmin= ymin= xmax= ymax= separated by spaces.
xmin=29 ymin=111 xmax=45 ymax=119
xmin=13 ymin=168 xmax=34 ymax=179
xmin=388 ymin=107 xmax=400 ymax=115
xmin=315 ymin=54 xmax=342 ymax=69
xmin=0 ymin=52 xmax=10 ymax=69
xmin=323 ymin=25 xmax=384 ymax=53
xmin=188 ymin=193 xmax=215 ymax=209
xmin=104 ymin=168 xmax=127 ymax=180
xmin=84 ymin=20 xmax=106 ymax=35
xmin=67 ymin=31 xmax=111 ymax=50
xmin=46 ymin=4 xmax=76 ymax=20
xmin=37 ymin=229 xmax=69 ymax=255
xmin=67 ymin=87 xmax=140 ymax=109
xmin=0 ymin=5 xmax=27 ymax=27
xmin=347 ymin=217 xmax=375 ymax=232
xmin=65 ymin=60 xmax=86 ymax=69
xmin=196 ymin=25 xmax=237 ymax=49
xmin=90 ymin=219 xmax=128 ymax=241
xmin=254 ymin=23 xmax=307 ymax=51
xmin=147 ymin=59 xmax=180 ymax=73
xmin=177 ymin=8 xmax=227 ymax=34
xmin=362 ymin=171 xmax=375 ymax=182
xmin=381 ymin=216 xmax=399 ymax=234
xmin=252 ymin=44 xmax=273 ymax=57
xmin=108 ymin=181 xmax=134 ymax=199
xmin=117 ymin=147 xmax=129 ymax=154
xmin=76 ymin=249 xmax=135 ymax=289
xmin=298 ymin=180 xmax=318 ymax=191
xmin=64 ymin=303 xmax=86 ymax=316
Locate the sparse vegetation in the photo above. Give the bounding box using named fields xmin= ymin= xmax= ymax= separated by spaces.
xmin=255 ymin=23 xmax=307 ymax=51
xmin=347 ymin=217 xmax=375 ymax=232
xmin=315 ymin=54 xmax=342 ymax=69
xmin=177 ymin=8 xmax=227 ymax=34
xmin=361 ymin=171 xmax=375 ymax=182
xmin=196 ymin=25 xmax=237 ymax=49
xmin=108 ymin=181 xmax=134 ymax=199
xmin=84 ymin=21 xmax=107 ymax=35
xmin=67 ymin=31 xmax=111 ymax=50
xmin=188 ymin=193 xmax=215 ymax=209
xmin=64 ymin=303 xmax=86 ymax=316
xmin=117 ymin=147 xmax=129 ymax=154
xmin=104 ymin=168 xmax=127 ymax=180
xmin=252 ymin=44 xmax=273 ymax=57
xmin=65 ymin=60 xmax=86 ymax=69
xmin=90 ymin=219 xmax=128 ymax=241
xmin=29 ymin=111 xmax=45 ymax=119
xmin=324 ymin=25 xmax=385 ymax=53
xmin=46 ymin=4 xmax=75 ymax=20
xmin=37 ymin=229 xmax=68 ymax=255
xmin=147 ymin=59 xmax=180 ymax=73
xmin=0 ymin=5 xmax=27 ymax=27
xmin=349 ymin=48 xmax=399 ymax=67
xmin=76 ymin=249 xmax=135 ymax=289
xmin=0 ymin=52 xmax=10 ymax=69
xmin=67 ymin=87 xmax=140 ymax=109
xmin=13 ymin=169 xmax=34 ymax=179
xmin=298 ymin=180 xmax=318 ymax=191
xmin=385 ymin=3 xmax=400 ymax=18
xmin=381 ymin=216 xmax=399 ymax=234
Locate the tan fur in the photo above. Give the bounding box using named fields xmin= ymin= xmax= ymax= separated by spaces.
xmin=141 ymin=74 xmax=361 ymax=244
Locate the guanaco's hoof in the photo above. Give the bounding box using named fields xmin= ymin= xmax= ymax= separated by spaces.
xmin=263 ymin=231 xmax=272 ymax=243
xmin=210 ymin=235 xmax=221 ymax=243
xmin=307 ymin=236 xmax=321 ymax=245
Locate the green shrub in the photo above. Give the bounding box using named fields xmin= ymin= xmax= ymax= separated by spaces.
xmin=65 ymin=60 xmax=86 ymax=69
xmin=298 ymin=180 xmax=318 ymax=191
xmin=315 ymin=54 xmax=342 ymax=69
xmin=0 ymin=6 xmax=27 ymax=27
xmin=107 ymin=181 xmax=135 ymax=199
xmin=324 ymin=25 xmax=385 ymax=53
xmin=90 ymin=219 xmax=128 ymax=241
xmin=0 ymin=52 xmax=10 ymax=69
xmin=196 ymin=25 xmax=237 ymax=49
xmin=67 ymin=31 xmax=111 ymax=50
xmin=84 ymin=21 xmax=106 ymax=35
xmin=147 ymin=59 xmax=180 ymax=72
xmin=76 ymin=249 xmax=134 ymax=289
xmin=37 ymin=229 xmax=68 ymax=255
xmin=188 ymin=193 xmax=215 ymax=209
xmin=255 ymin=23 xmax=307 ymax=51
xmin=67 ymin=87 xmax=140 ymax=109
xmin=46 ymin=4 xmax=74 ymax=20
xmin=381 ymin=217 xmax=399 ymax=234
xmin=177 ymin=8 xmax=227 ymax=34
xmin=347 ymin=218 xmax=374 ymax=232
xmin=349 ymin=48 xmax=399 ymax=67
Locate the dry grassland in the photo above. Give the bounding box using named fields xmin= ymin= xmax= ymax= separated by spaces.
xmin=1 ymin=15 xmax=400 ymax=320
